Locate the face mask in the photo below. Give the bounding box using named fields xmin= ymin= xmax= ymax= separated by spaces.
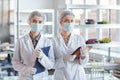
xmin=30 ymin=23 xmax=43 ymax=32
xmin=62 ymin=23 xmax=74 ymax=32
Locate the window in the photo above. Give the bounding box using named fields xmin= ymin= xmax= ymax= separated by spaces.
xmin=69 ymin=0 xmax=120 ymax=55
xmin=72 ymin=0 xmax=84 ymax=5
xmin=71 ymin=0 xmax=119 ymax=40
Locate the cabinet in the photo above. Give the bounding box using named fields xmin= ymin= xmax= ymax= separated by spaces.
xmin=17 ymin=9 xmax=54 ymax=38
xmin=66 ymin=4 xmax=120 ymax=62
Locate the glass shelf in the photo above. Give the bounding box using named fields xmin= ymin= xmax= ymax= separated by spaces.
xmin=76 ymin=24 xmax=120 ymax=29
xmin=86 ymin=41 xmax=120 ymax=48
xmin=68 ymin=5 xmax=120 ymax=10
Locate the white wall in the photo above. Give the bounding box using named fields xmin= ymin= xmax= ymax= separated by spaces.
xmin=55 ymin=0 xmax=66 ymax=9
xmin=19 ymin=0 xmax=55 ymax=10
xmin=18 ymin=0 xmax=67 ymax=37
xmin=19 ymin=0 xmax=68 ymax=10
xmin=54 ymin=0 xmax=68 ymax=35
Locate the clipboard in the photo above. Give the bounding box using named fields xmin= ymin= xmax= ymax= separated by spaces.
xmin=34 ymin=46 xmax=50 ymax=74
xmin=71 ymin=47 xmax=81 ymax=55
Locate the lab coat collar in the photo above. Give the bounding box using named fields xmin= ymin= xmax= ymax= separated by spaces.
xmin=29 ymin=31 xmax=41 ymax=41
xmin=24 ymin=32 xmax=44 ymax=52
xmin=57 ymin=32 xmax=74 ymax=47
xmin=35 ymin=35 xmax=44 ymax=51
xmin=24 ymin=33 xmax=35 ymax=51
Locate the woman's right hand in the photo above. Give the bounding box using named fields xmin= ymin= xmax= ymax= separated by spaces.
xmin=28 ymin=67 xmax=37 ymax=75
xmin=34 ymin=50 xmax=43 ymax=59
xmin=34 ymin=51 xmax=40 ymax=58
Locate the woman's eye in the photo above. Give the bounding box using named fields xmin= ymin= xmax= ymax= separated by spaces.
xmin=71 ymin=20 xmax=73 ymax=22
xmin=64 ymin=20 xmax=69 ymax=23
xmin=32 ymin=20 xmax=37 ymax=23
xmin=64 ymin=19 xmax=74 ymax=23
xmin=32 ymin=20 xmax=42 ymax=23
xmin=39 ymin=21 xmax=42 ymax=23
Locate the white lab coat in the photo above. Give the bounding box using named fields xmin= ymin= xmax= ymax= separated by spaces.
xmin=12 ymin=33 xmax=54 ymax=80
xmin=52 ymin=33 xmax=89 ymax=80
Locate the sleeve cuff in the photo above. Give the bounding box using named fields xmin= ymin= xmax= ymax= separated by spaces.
xmin=69 ymin=55 xmax=76 ymax=61
xmin=31 ymin=68 xmax=37 ymax=74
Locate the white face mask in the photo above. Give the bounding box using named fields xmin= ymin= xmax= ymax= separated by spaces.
xmin=62 ymin=23 xmax=74 ymax=32
xmin=30 ymin=23 xmax=43 ymax=32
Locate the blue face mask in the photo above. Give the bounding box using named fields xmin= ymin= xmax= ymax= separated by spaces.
xmin=62 ymin=23 xmax=74 ymax=32
xmin=30 ymin=23 xmax=43 ymax=32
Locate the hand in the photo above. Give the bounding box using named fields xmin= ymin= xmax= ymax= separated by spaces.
xmin=31 ymin=68 xmax=37 ymax=74
xmin=75 ymin=48 xmax=81 ymax=59
xmin=75 ymin=48 xmax=86 ymax=59
xmin=34 ymin=51 xmax=40 ymax=58
xmin=81 ymin=55 xmax=86 ymax=59
xmin=79 ymin=46 xmax=87 ymax=59
xmin=87 ymin=46 xmax=92 ymax=51
xmin=29 ymin=67 xmax=37 ymax=75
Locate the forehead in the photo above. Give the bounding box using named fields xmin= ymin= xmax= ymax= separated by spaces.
xmin=62 ymin=15 xmax=74 ymax=20
xmin=30 ymin=15 xmax=43 ymax=21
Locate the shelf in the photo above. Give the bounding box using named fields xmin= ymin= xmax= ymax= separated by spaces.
xmin=18 ymin=9 xmax=54 ymax=38
xmin=8 ymin=9 xmax=14 ymax=12
xmin=68 ymin=5 xmax=120 ymax=10
xmin=43 ymin=34 xmax=54 ymax=37
xmin=3 ymin=76 xmax=18 ymax=80
xmin=76 ymin=24 xmax=120 ymax=28
xmin=44 ymin=22 xmax=54 ymax=25
xmin=1 ymin=65 xmax=13 ymax=69
xmin=86 ymin=41 xmax=120 ymax=48
xmin=85 ymin=62 xmax=119 ymax=71
xmin=8 ymin=22 xmax=14 ymax=25
xmin=19 ymin=9 xmax=54 ymax=13
xmin=19 ymin=22 xmax=53 ymax=26
xmin=19 ymin=34 xmax=54 ymax=38
xmin=0 ymin=44 xmax=14 ymax=48
xmin=19 ymin=22 xmax=28 ymax=26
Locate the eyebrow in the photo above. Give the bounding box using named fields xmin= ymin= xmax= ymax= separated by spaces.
xmin=32 ymin=19 xmax=42 ymax=21
xmin=64 ymin=19 xmax=74 ymax=22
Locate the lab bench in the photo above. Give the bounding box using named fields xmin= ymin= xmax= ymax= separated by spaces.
xmin=0 ymin=44 xmax=16 ymax=76
xmin=0 ymin=44 xmax=120 ymax=80
xmin=84 ymin=62 xmax=120 ymax=80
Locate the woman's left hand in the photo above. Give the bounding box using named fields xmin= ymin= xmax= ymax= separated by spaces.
xmin=80 ymin=55 xmax=86 ymax=59
xmin=87 ymin=46 xmax=92 ymax=51
xmin=75 ymin=48 xmax=80 ymax=59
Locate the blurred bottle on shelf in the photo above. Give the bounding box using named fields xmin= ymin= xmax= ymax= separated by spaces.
xmin=0 ymin=40 xmax=1 ymax=51
xmin=110 ymin=58 xmax=115 ymax=64
xmin=1 ymin=42 xmax=10 ymax=51
xmin=102 ymin=56 xmax=107 ymax=64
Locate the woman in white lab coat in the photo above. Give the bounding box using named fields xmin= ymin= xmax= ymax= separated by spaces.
xmin=52 ymin=10 xmax=91 ymax=80
xmin=12 ymin=11 xmax=54 ymax=80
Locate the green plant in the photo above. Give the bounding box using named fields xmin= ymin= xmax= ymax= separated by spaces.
xmin=99 ymin=38 xmax=111 ymax=43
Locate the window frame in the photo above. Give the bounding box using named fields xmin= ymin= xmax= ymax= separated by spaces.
xmin=67 ymin=0 xmax=120 ymax=59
